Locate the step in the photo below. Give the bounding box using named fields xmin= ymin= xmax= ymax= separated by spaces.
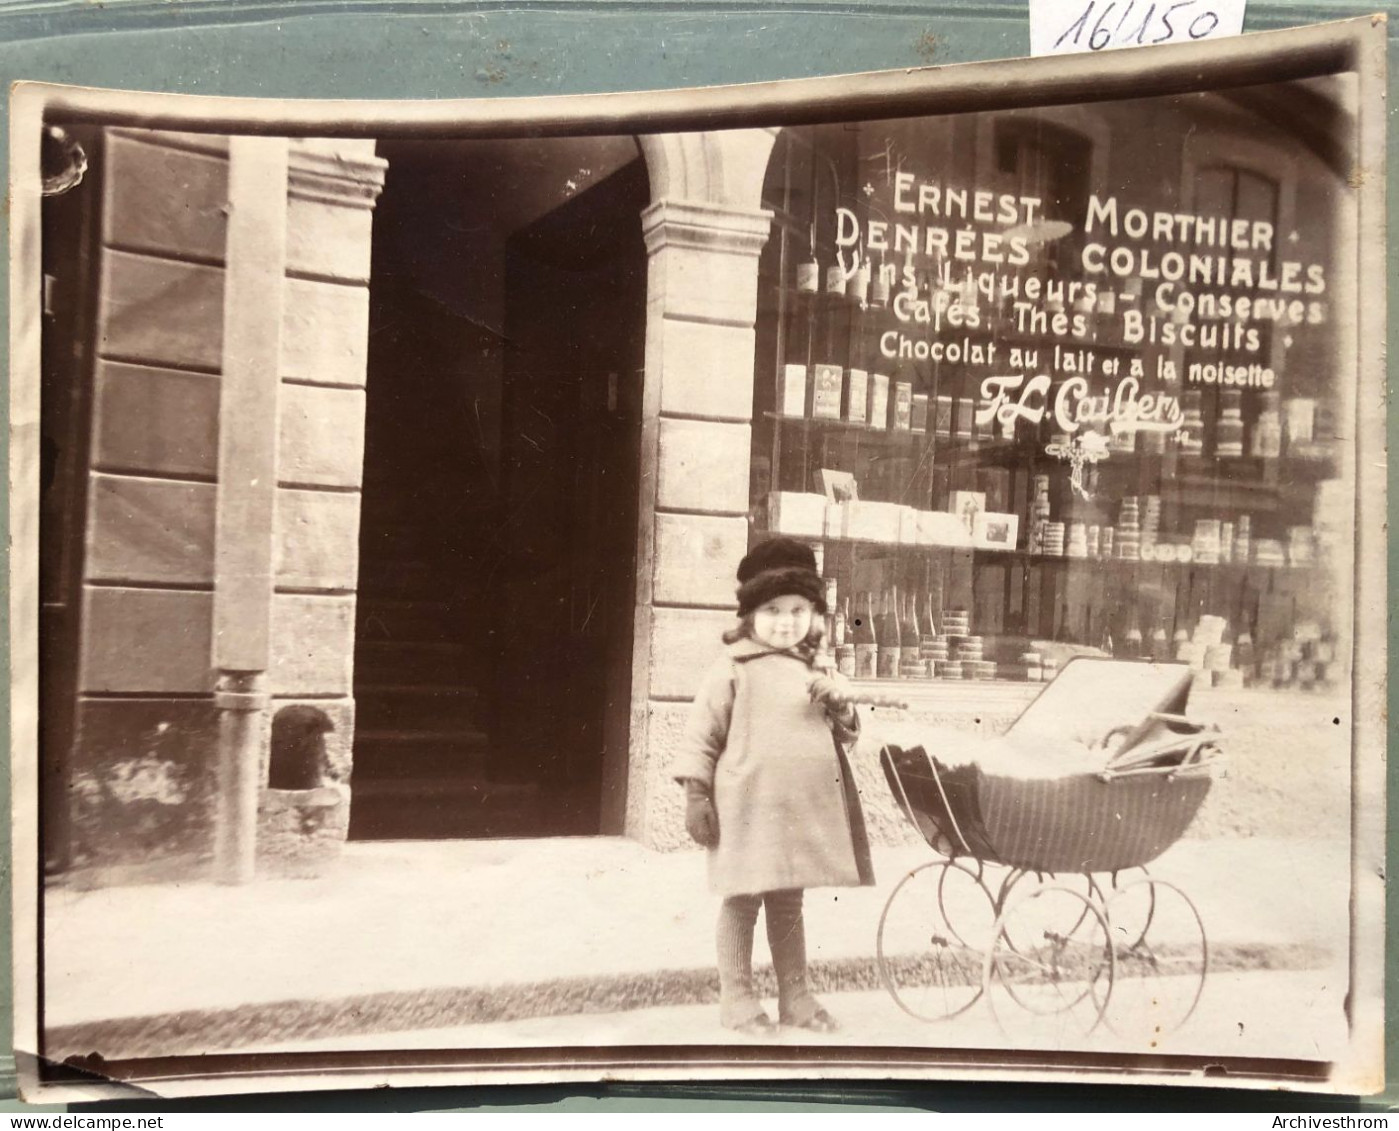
xmin=355 ymin=640 xmax=470 ymax=683
xmin=355 ymin=600 xmax=463 ymax=645
xmin=355 ymin=563 xmax=456 ymax=599
xmin=354 ymin=685 xmax=482 ymax=731
xmin=354 ymin=727 xmax=490 ymax=748
xmin=351 ymin=730 xmax=490 ymax=783
xmin=347 ymin=777 xmax=541 ymax=840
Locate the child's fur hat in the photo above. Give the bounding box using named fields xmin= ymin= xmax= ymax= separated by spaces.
xmin=735 ymin=537 xmax=827 ymax=617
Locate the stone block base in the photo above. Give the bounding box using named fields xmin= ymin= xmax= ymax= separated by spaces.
xmin=257 ymin=785 xmax=349 ymax=879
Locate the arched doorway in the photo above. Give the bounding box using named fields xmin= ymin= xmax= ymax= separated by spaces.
xmin=352 ymin=136 xmax=648 ymax=840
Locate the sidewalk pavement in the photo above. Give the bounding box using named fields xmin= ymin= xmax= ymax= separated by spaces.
xmin=257 ymin=970 xmax=1351 ymax=1066
xmin=40 ymin=834 xmax=1349 ymax=1062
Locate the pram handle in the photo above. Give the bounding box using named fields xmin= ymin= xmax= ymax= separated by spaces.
xmin=848 ymin=692 xmax=911 ymax=710
xmin=1145 ymin=711 xmax=1204 ymax=727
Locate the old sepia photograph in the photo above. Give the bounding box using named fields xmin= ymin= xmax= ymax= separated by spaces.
xmin=10 ymin=15 xmax=1386 ymax=1101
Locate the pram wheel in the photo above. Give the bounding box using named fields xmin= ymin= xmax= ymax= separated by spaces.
xmin=985 ymin=882 xmax=1116 ymax=1034
xmin=877 ymin=860 xmax=996 ymax=1022
xmin=1102 ymin=877 xmax=1209 ymax=1040
xmin=994 ymin=868 xmax=1105 ymax=952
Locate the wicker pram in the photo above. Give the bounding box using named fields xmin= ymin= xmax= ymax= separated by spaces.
xmin=874 ymin=658 xmax=1224 ymax=1036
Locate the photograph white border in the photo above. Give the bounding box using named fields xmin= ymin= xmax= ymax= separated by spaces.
xmin=9 ymin=14 xmax=1387 ymax=1100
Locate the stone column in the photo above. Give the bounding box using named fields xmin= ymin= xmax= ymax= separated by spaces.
xmin=620 ymin=130 xmax=777 ymax=847
xmin=263 ymin=138 xmax=386 ymax=873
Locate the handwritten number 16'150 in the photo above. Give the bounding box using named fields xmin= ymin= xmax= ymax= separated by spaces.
xmin=1055 ymin=0 xmax=1222 ymax=51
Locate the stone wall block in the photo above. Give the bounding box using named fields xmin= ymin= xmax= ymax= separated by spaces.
xmin=85 ymin=474 xmax=216 ymax=585
xmin=281 ymin=279 xmax=370 ymax=387
xmin=99 ymin=252 xmax=224 ymax=371
xmin=79 ymin=587 xmax=214 ymax=694
xmin=647 ymin=242 xmax=763 ymax=327
xmin=639 ymin=699 xmax=696 ymax=849
xmin=286 ymin=198 xmax=375 ymax=284
xmin=105 ymin=134 xmax=228 ymax=262
xmin=648 ymin=606 xmax=735 ymax=700
xmin=653 ymin=512 xmax=747 ymax=607
xmin=278 ymin=384 xmax=366 ymax=488
xmin=656 ymin=316 xmax=755 ymax=421
xmin=93 ymin=362 xmax=220 ymax=477
xmin=270 ymin=593 xmax=355 ymax=696
xmin=656 ymin=417 xmax=750 ymax=514
xmin=68 ymin=697 xmax=219 ymax=879
xmin=275 ymin=489 xmax=361 ymax=591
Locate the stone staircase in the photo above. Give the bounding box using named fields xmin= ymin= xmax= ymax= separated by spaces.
xmin=348 ymin=524 xmax=539 ymax=840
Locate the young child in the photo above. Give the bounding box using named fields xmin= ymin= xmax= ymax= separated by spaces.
xmin=672 ymin=537 xmax=874 ymax=1036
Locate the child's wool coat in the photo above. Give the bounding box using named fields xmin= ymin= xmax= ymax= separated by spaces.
xmin=672 ymin=637 xmax=875 ymax=897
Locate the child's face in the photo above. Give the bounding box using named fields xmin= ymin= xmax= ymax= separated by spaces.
xmin=751 ymin=594 xmax=816 ymax=650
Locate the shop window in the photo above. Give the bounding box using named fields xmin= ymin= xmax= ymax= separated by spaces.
xmin=751 ymin=102 xmax=1349 ymax=693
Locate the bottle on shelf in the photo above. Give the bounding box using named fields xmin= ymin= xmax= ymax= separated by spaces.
xmin=832 ymin=596 xmax=848 ymax=649
xmin=1235 ymin=514 xmax=1252 ymax=564
xmin=853 ymin=591 xmax=878 ymax=680
xmin=811 ymin=278 xmax=845 ymax=421
xmin=796 ymin=222 xmax=820 ymax=295
xmin=876 ymin=589 xmax=903 ymax=679
xmin=899 ymin=593 xmax=926 ymax=679
xmin=813 ymin=620 xmax=833 ymax=670
xmin=870 ymin=253 xmax=891 ymax=309
xmin=1179 ymin=390 xmax=1205 ymax=455
xmin=918 ymin=592 xmax=939 ymax=674
xmin=1028 ymin=475 xmax=1051 ymax=554
xmin=844 ymin=305 xmax=870 ymax=425
xmin=850 ymin=257 xmax=872 ymax=307
xmin=1216 ymin=389 xmax=1245 ymax=457
xmin=1150 ymin=619 xmax=1171 ymax=663
xmin=780 ymin=267 xmax=812 ymax=418
xmin=1122 ymin=610 xmax=1144 ymax=660
xmin=902 ymin=593 xmax=921 ymax=650
xmin=1252 ymin=391 xmax=1283 ymax=458
xmin=922 ymin=592 xmax=939 ymax=642
xmin=824 ymin=247 xmax=846 ymax=296
xmin=1236 ymin=622 xmax=1257 ymax=685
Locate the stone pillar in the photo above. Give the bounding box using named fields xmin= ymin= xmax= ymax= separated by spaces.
xmin=622 ymin=130 xmax=778 ymax=847
xmin=262 ymin=138 xmax=385 ymax=873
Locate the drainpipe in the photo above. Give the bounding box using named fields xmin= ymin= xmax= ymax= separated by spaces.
xmin=211 ymin=137 xmax=290 ymax=884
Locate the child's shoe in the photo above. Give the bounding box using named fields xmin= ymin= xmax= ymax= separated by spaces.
xmin=781 ymin=1006 xmax=840 ymax=1034
xmin=725 ymin=1012 xmax=778 ymax=1038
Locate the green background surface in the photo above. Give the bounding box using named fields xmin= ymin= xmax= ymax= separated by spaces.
xmin=0 ymin=0 xmax=1392 ymax=1113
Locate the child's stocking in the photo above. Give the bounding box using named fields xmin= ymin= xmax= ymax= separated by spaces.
xmin=764 ymin=889 xmax=820 ymax=1024
xmin=716 ymin=894 xmax=764 ymax=1026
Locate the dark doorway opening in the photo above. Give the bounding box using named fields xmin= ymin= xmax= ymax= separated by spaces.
xmin=350 ymin=138 xmax=647 ymax=840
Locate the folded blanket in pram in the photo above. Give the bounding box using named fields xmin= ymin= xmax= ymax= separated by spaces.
xmin=862 ymin=658 xmax=1217 ymax=782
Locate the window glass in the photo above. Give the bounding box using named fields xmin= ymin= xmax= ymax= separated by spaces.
xmin=750 ymin=80 xmax=1354 ymax=693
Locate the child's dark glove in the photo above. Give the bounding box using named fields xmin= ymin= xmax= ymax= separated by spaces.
xmin=684 ymin=780 xmax=719 ymax=848
xmin=809 ymin=672 xmax=860 ymax=740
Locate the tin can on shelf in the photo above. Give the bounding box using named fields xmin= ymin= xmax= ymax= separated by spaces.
xmin=870 ymin=265 xmax=892 ymax=308
xmin=876 ymin=646 xmax=901 ymax=679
